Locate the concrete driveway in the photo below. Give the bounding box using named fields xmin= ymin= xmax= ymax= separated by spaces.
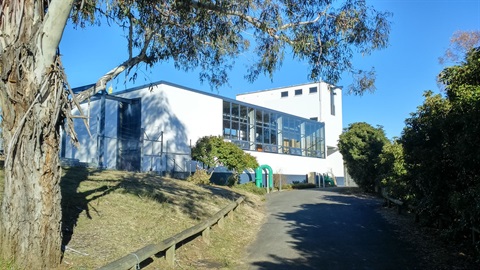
xmin=243 ymin=188 xmax=419 ymax=270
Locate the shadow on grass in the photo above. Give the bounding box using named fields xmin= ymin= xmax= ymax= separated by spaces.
xmin=61 ymin=166 xmax=110 ymax=246
xmin=60 ymin=166 xmax=243 ymax=247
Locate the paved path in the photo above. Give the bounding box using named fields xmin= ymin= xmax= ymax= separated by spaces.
xmin=244 ymin=188 xmax=419 ymax=270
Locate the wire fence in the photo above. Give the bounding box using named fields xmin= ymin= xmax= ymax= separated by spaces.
xmin=94 ymin=131 xmax=194 ymax=178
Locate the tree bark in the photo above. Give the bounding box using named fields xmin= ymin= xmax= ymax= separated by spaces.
xmin=0 ymin=0 xmax=73 ymax=268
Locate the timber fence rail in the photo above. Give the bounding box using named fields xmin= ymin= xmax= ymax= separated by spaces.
xmin=98 ymin=196 xmax=245 ymax=270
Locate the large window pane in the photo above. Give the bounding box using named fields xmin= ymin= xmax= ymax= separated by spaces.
xmin=223 ymin=101 xmax=231 ymax=118
xmin=239 ymin=123 xmax=248 ymax=141
xmin=222 ymin=100 xmax=325 ymax=158
xmin=263 ymin=113 xmax=270 ymax=128
xmin=240 ymin=105 xmax=248 ymax=121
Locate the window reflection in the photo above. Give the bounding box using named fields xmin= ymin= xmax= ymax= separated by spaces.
xmin=222 ymin=100 xmax=325 ymax=158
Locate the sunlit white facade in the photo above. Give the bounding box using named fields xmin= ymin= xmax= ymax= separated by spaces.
xmin=62 ymin=81 xmax=345 ymax=184
xmin=236 ymin=82 xmax=344 ymax=182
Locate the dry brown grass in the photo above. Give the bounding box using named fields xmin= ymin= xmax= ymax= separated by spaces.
xmin=154 ymin=191 xmax=265 ymax=270
xmin=0 ymin=165 xmax=265 ymax=269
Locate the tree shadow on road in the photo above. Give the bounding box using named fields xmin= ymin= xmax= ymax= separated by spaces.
xmin=249 ymin=189 xmax=419 ymax=270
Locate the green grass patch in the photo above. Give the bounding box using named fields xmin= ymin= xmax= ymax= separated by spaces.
xmin=0 ymin=258 xmax=18 ymax=270
xmin=232 ymin=181 xmax=268 ymax=195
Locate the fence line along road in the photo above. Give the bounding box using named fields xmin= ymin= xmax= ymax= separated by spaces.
xmin=382 ymin=189 xmax=479 ymax=248
xmin=98 ymin=196 xmax=245 ymax=270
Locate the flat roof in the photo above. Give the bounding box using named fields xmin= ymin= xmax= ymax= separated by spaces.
xmin=236 ymin=81 xmax=342 ymax=96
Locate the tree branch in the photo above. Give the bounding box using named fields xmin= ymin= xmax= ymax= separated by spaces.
xmin=34 ymin=0 xmax=74 ymax=82
xmin=279 ymin=12 xmax=323 ymax=31
xmin=74 ymin=54 xmax=145 ymax=103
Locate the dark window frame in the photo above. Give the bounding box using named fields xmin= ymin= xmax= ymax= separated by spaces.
xmin=330 ymin=89 xmax=336 ymax=116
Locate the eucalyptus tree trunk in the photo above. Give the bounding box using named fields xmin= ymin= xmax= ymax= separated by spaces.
xmin=0 ymin=1 xmax=74 ymax=268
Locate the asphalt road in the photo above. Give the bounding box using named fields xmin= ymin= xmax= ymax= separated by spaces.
xmin=244 ymin=188 xmax=419 ymax=270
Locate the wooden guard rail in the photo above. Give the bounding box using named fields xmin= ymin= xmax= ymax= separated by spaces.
xmin=98 ymin=196 xmax=245 ymax=270
xmin=381 ymin=189 xmax=404 ymax=214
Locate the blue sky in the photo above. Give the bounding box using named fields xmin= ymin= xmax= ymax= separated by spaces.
xmin=60 ymin=0 xmax=480 ymax=139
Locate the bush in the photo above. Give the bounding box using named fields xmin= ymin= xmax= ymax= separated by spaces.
xmin=291 ymin=183 xmax=317 ymax=189
xmin=186 ymin=169 xmax=211 ymax=185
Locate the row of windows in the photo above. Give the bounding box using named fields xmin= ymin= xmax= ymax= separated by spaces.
xmin=223 ymin=101 xmax=326 ymax=158
xmin=280 ymin=86 xmax=318 ymax=98
xmin=280 ymin=86 xmax=336 ymax=116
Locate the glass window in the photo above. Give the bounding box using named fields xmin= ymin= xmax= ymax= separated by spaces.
xmin=255 ymin=110 xmax=263 ymax=125
xmin=281 ymin=91 xmax=288 ymax=98
xmin=231 ymin=121 xmax=239 ymax=140
xmin=263 ymin=113 xmax=270 ymax=128
xmin=240 ymin=105 xmax=248 ymax=120
xmin=222 ymin=100 xmax=325 ymax=158
xmin=239 ymin=123 xmax=248 ymax=141
xmin=256 ymin=126 xmax=263 ymax=143
xmin=309 ymin=87 xmax=317 ymax=93
xmin=295 ymin=89 xmax=302 ymax=96
xmin=330 ymin=89 xmax=336 ymax=116
xmin=223 ymin=101 xmax=231 ymax=119
xmin=232 ymin=103 xmax=239 ymax=118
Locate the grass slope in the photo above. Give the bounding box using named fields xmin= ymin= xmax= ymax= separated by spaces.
xmin=0 ymin=164 xmax=265 ymax=269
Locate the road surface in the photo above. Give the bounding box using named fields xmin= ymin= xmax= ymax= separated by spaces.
xmin=244 ymin=188 xmax=419 ymax=270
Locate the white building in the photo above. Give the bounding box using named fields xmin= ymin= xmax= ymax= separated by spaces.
xmin=236 ymin=81 xmax=344 ymax=183
xmin=62 ymin=80 xmax=345 ymax=185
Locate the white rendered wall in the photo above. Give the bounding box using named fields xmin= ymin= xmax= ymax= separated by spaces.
xmin=246 ymin=150 xmax=329 ymax=175
xmin=236 ymin=82 xmax=344 ymax=178
xmin=63 ymin=97 xmax=118 ymax=167
xmin=117 ymin=83 xmax=223 ymax=172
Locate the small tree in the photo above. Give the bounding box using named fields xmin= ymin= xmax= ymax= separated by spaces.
xmin=191 ymin=136 xmax=259 ymax=185
xmin=338 ymin=122 xmax=389 ymax=192
xmin=377 ymin=139 xmax=409 ymax=201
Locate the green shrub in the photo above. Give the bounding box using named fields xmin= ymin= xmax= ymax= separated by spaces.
xmin=291 ymin=183 xmax=317 ymax=189
xmin=186 ymin=169 xmax=211 ymax=185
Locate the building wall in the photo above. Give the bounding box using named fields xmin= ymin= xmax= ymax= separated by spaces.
xmin=117 ymin=84 xmax=223 ymax=173
xmin=236 ymin=82 xmax=342 ymax=145
xmin=64 ymin=81 xmax=345 ymax=184
xmin=236 ymin=82 xmax=344 ymax=179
